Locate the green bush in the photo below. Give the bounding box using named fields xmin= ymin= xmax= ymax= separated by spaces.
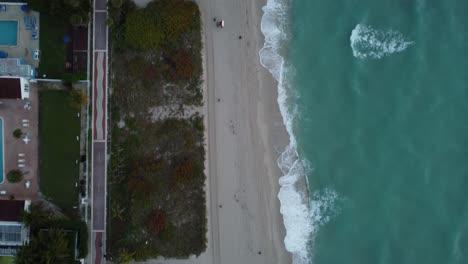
xmin=123 ymin=0 xmax=199 ymax=50
xmin=13 ymin=129 xmax=23 ymax=139
xmin=124 ymin=11 xmax=164 ymax=50
xmin=69 ymin=89 xmax=88 ymax=110
xmin=111 ymin=0 xmax=123 ymax=8
xmin=50 ymin=219 xmax=89 ymax=258
xmin=7 ymin=170 xmax=23 ymax=183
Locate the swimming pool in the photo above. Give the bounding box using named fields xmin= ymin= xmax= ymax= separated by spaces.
xmin=0 ymin=21 xmax=18 ymax=46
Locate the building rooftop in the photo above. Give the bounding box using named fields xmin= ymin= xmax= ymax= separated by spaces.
xmin=0 ymin=58 xmax=34 ymax=79
xmin=0 ymin=200 xmax=24 ymax=222
xmin=0 ymin=77 xmax=21 ymax=99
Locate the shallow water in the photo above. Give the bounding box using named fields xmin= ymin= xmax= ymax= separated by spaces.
xmin=262 ymin=0 xmax=468 ymax=263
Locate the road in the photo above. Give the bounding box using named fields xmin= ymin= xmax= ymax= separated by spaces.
xmin=90 ymin=0 xmax=108 ymax=263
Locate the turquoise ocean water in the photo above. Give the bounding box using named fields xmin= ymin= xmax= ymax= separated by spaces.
xmin=261 ymin=0 xmax=468 ymax=263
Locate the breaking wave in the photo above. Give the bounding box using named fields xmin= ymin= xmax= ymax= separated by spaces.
xmin=260 ymin=0 xmax=338 ymax=263
xmin=350 ymin=24 xmax=414 ymax=59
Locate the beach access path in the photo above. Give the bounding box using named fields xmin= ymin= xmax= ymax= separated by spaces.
xmin=90 ymin=0 xmax=108 ymax=263
xmin=135 ymin=0 xmax=292 ymax=263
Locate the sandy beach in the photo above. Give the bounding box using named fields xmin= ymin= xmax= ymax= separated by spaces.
xmin=134 ymin=0 xmax=291 ymax=263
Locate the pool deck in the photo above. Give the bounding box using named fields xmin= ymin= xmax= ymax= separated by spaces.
xmin=0 ymin=5 xmax=39 ymax=68
xmin=0 ymin=83 xmax=39 ymax=201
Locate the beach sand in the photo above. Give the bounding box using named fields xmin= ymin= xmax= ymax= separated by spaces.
xmin=134 ymin=0 xmax=291 ymax=263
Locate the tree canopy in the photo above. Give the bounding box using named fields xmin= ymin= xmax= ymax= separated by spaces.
xmin=15 ymin=228 xmax=70 ymax=264
xmin=7 ymin=169 xmax=23 ymax=183
xmin=27 ymin=0 xmax=90 ymax=20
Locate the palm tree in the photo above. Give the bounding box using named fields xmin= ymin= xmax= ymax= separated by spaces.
xmin=15 ymin=228 xmax=70 ymax=264
xmin=22 ymin=201 xmax=53 ymax=227
xmin=41 ymin=228 xmax=70 ymax=264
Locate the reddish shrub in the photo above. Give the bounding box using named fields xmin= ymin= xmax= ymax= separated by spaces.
xmin=148 ymin=209 xmax=166 ymax=235
xmin=173 ymin=158 xmax=194 ymax=186
xmin=144 ymin=65 xmax=160 ymax=81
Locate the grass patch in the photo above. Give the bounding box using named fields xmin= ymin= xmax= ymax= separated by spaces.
xmin=39 ymin=90 xmax=81 ymax=213
xmin=0 ymin=256 xmax=13 ymax=264
xmin=38 ymin=13 xmax=68 ymax=79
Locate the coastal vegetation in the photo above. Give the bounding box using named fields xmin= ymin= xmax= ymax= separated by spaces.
xmin=39 ymin=90 xmax=81 ymax=216
xmin=15 ymin=201 xmax=88 ymax=263
xmin=108 ymin=0 xmax=206 ymax=261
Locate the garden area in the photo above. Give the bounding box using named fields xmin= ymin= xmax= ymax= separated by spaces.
xmin=39 ymin=90 xmax=81 ymax=215
xmin=15 ymin=201 xmax=88 ymax=263
xmin=0 ymin=256 xmax=13 ymax=264
xmin=108 ymin=0 xmax=206 ymax=261
xmin=27 ymin=0 xmax=90 ymax=79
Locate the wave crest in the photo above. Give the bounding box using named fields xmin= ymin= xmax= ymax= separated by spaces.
xmin=350 ymin=24 xmax=414 ymax=59
xmin=260 ymin=0 xmax=339 ymax=263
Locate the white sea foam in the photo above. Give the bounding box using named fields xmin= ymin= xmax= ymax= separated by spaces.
xmin=260 ymin=0 xmax=338 ymax=263
xmin=350 ymin=24 xmax=414 ymax=59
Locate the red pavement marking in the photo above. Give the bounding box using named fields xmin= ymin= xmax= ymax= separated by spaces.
xmin=93 ymin=52 xmax=107 ymax=140
xmin=93 ymin=52 xmax=98 ymax=140
xmin=101 ymin=53 xmax=106 ymax=138
xmin=95 ymin=232 xmax=102 ymax=264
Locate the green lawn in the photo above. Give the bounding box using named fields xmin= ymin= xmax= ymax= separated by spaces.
xmin=0 ymin=256 xmax=13 ymax=264
xmin=39 ymin=13 xmax=68 ymax=79
xmin=39 ymin=90 xmax=81 ymax=213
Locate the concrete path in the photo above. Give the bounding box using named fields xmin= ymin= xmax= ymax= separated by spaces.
xmin=91 ymin=0 xmax=108 ymax=263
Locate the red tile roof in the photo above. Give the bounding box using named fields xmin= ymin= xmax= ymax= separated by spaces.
xmin=0 ymin=78 xmax=21 ymax=99
xmin=0 ymin=200 xmax=24 ymax=222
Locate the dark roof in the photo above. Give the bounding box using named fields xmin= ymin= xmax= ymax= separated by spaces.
xmin=0 ymin=78 xmax=21 ymax=99
xmin=0 ymin=200 xmax=24 ymax=222
xmin=72 ymin=27 xmax=88 ymax=51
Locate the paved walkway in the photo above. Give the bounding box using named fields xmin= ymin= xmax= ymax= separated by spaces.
xmin=91 ymin=0 xmax=108 ymax=263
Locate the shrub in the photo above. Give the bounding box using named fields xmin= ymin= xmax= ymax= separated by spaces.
xmin=70 ymin=14 xmax=83 ymax=26
xmin=62 ymin=72 xmax=81 ymax=86
xmin=173 ymin=158 xmax=195 ymax=186
xmin=162 ymin=1 xmax=199 ymax=39
xmin=7 ymin=169 xmax=23 ymax=183
xmin=147 ymin=209 xmax=166 ymax=235
xmin=13 ymin=129 xmax=23 ymax=138
xmin=50 ymin=219 xmax=89 ymax=258
xmin=70 ymin=89 xmax=88 ymax=110
xmin=111 ymin=0 xmax=123 ymax=8
xmin=143 ymin=65 xmax=160 ymax=81
xmin=123 ymin=0 xmax=199 ymax=50
xmin=105 ymin=17 xmax=114 ymax=26
xmin=167 ymin=51 xmax=194 ymax=80
xmin=127 ymin=56 xmax=146 ymax=78
xmin=124 ymin=11 xmax=164 ymax=50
